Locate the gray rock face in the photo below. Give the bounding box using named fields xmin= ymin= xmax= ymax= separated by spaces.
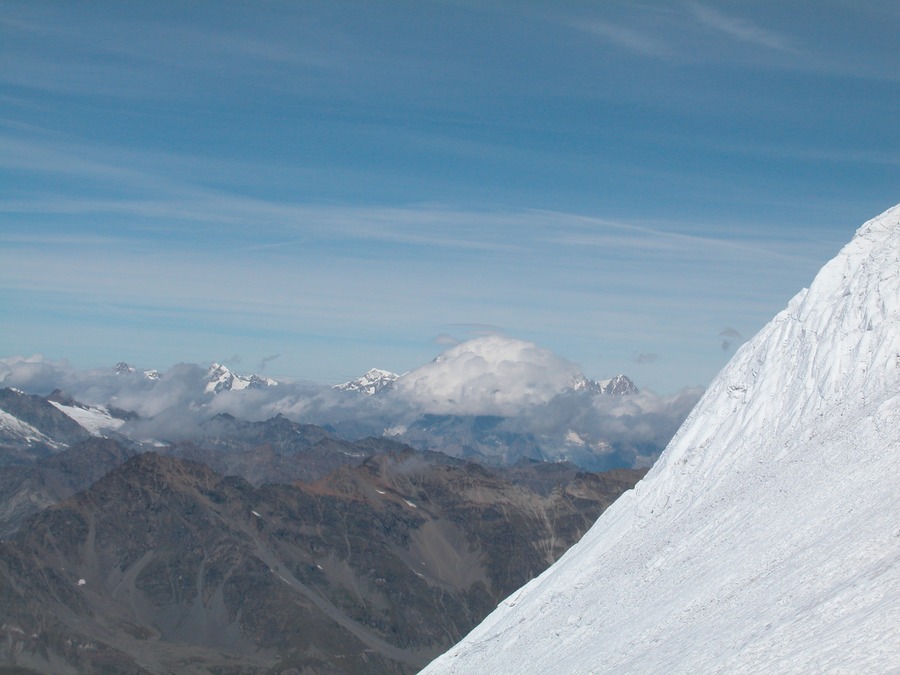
xmin=0 ymin=388 xmax=92 ymax=465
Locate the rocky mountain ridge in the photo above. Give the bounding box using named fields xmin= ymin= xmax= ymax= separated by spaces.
xmin=0 ymin=444 xmax=644 ymax=673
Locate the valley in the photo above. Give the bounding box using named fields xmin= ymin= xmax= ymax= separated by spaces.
xmin=0 ymin=390 xmax=643 ymax=673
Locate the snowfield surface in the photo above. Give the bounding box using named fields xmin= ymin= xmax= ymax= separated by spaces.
xmin=335 ymin=368 xmax=400 ymax=395
xmin=49 ymin=401 xmax=124 ymax=436
xmin=423 ymin=205 xmax=900 ymax=674
xmin=0 ymin=408 xmax=63 ymax=447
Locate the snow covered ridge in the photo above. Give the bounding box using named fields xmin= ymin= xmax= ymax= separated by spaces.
xmin=334 ymin=368 xmax=400 ymax=395
xmin=114 ymin=362 xmax=158 ymax=380
xmin=389 ymin=335 xmax=637 ymax=416
xmin=423 ymin=204 xmax=900 ymax=674
xmin=336 ymin=339 xmax=637 ymax=408
xmin=204 ymin=362 xmax=278 ymax=394
xmin=48 ymin=400 xmax=124 ymax=436
xmin=0 ymin=408 xmax=63 ymax=449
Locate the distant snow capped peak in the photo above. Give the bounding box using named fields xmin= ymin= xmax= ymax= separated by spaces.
xmin=114 ymin=362 xmax=134 ymax=375
xmin=47 ymin=395 xmax=125 ymax=436
xmin=391 ymin=335 xmax=638 ymax=415
xmin=573 ymin=373 xmax=638 ymax=395
xmin=598 ymin=374 xmax=639 ymax=395
xmin=393 ymin=335 xmax=589 ymax=415
xmin=335 ymin=368 xmax=400 ymax=395
xmin=204 ymin=362 xmax=277 ymax=394
xmin=114 ymin=362 xmax=160 ymax=380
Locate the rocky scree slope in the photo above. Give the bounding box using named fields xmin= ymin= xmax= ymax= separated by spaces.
xmin=0 ymin=448 xmax=643 ymax=674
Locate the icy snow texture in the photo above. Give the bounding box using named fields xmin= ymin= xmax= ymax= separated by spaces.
xmin=0 ymin=408 xmax=63 ymax=448
xmin=204 ymin=363 xmax=277 ymax=394
xmin=335 ymin=368 xmax=400 ymax=395
xmin=424 ymin=204 xmax=900 ymax=674
xmin=49 ymin=401 xmax=124 ymax=436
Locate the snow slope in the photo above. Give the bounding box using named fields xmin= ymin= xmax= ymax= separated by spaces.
xmin=423 ymin=204 xmax=900 ymax=674
xmin=204 ymin=363 xmax=277 ymax=394
xmin=335 ymin=368 xmax=400 ymax=395
xmin=48 ymin=401 xmax=124 ymax=436
xmin=0 ymin=408 xmax=64 ymax=449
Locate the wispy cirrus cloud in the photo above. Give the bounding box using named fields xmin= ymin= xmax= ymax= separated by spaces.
xmin=689 ymin=3 xmax=795 ymax=53
xmin=575 ymin=20 xmax=673 ymax=58
xmin=0 ymin=3 xmax=357 ymax=101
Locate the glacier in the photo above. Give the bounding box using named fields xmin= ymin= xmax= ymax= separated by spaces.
xmin=423 ymin=204 xmax=900 ymax=674
xmin=48 ymin=400 xmax=124 ymax=436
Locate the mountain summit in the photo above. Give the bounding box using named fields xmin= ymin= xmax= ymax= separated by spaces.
xmin=392 ymin=335 xmax=628 ymax=416
xmin=335 ymin=368 xmax=400 ymax=395
xmin=204 ymin=362 xmax=277 ymax=394
xmin=424 ymin=204 xmax=900 ymax=673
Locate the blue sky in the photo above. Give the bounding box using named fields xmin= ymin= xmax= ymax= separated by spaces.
xmin=1 ymin=0 xmax=897 ymax=394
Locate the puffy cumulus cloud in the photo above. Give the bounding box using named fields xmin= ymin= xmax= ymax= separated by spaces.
xmin=0 ymin=355 xmax=154 ymax=407
xmin=0 ymin=354 xmax=382 ymax=437
xmin=0 ymin=354 xmax=72 ymax=392
xmin=390 ymin=336 xmax=586 ymax=416
xmin=0 ymin=355 xmax=215 ymax=422
xmin=504 ymin=386 xmax=704 ymax=469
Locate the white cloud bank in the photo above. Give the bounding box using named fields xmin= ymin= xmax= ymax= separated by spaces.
xmin=0 ymin=337 xmax=702 ymax=470
xmin=392 ymin=335 xmax=586 ymax=416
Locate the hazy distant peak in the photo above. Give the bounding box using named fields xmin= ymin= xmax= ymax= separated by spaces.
xmin=602 ymin=374 xmax=639 ymax=395
xmin=574 ymin=374 xmax=639 ymax=395
xmin=392 ymin=336 xmax=639 ymax=415
xmin=335 ymin=368 xmax=400 ymax=395
xmin=204 ymin=362 xmax=277 ymax=394
xmin=114 ymin=362 xmax=160 ymax=380
xmin=393 ymin=336 xmax=587 ymax=415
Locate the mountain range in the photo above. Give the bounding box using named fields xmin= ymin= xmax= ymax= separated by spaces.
xmin=2 ymin=338 xmax=693 ymax=471
xmin=0 ymin=427 xmax=643 ymax=672
xmin=3 ymin=205 xmax=895 ymax=672
xmin=0 ymin=356 xmax=649 ymax=672
xmin=424 ymin=204 xmax=900 ymax=672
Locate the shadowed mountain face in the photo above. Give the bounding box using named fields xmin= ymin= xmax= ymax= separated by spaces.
xmin=0 ymin=422 xmax=383 ymax=542
xmin=0 ymin=388 xmax=93 ymax=465
xmin=0 ymin=437 xmax=140 ymax=538
xmin=0 ymin=451 xmax=644 ymax=673
xmin=167 ymin=413 xmax=374 ymax=487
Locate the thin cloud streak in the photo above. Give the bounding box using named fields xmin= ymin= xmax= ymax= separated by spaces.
xmin=0 ymin=4 xmax=358 ymax=100
xmin=3 ymin=1 xmax=895 ymax=395
xmin=575 ymin=20 xmax=673 ymax=58
xmin=689 ymin=3 xmax=796 ymax=53
xmin=535 ymin=210 xmax=822 ymax=265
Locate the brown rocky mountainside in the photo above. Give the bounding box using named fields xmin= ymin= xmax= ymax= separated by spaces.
xmin=0 ymin=450 xmax=644 ymax=674
xmin=0 ymin=437 xmax=140 ymax=538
